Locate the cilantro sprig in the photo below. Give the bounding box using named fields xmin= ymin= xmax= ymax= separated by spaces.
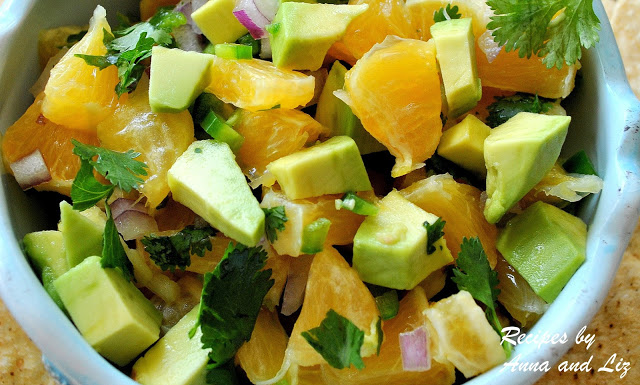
xmin=76 ymin=7 xmax=186 ymax=95
xmin=486 ymin=93 xmax=554 ymax=128
xmin=451 ymin=237 xmax=511 ymax=357
xmin=434 ymin=4 xmax=462 ymax=23
xmin=263 ymin=206 xmax=288 ymax=243
xmin=487 ymin=0 xmax=600 ymax=69
xmin=424 ymin=218 xmax=446 ymax=255
xmin=301 ymin=309 xmax=366 ymax=370
xmin=141 ymin=225 xmax=216 ymax=271
xmin=70 ymin=139 xmax=148 ymax=281
xmin=190 ymin=243 xmax=274 ymax=373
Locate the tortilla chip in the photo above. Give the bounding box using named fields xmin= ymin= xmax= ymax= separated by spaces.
xmin=609 ymin=0 xmax=640 ymax=98
xmin=0 ymin=301 xmax=56 ymax=385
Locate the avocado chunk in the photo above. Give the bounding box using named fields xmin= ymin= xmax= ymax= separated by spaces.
xmin=191 ymin=0 xmax=248 ymax=45
xmin=23 ymin=230 xmax=69 ymax=309
xmin=149 ymin=46 xmax=214 ymax=113
xmin=352 ymin=190 xmax=453 ymax=290
xmin=168 ymin=140 xmax=265 ymax=246
xmin=269 ymin=3 xmax=368 ymax=71
xmin=267 ymin=136 xmax=372 ymax=200
xmin=132 ymin=307 xmax=210 ymax=385
xmin=484 ymin=112 xmax=570 ymax=224
xmin=301 ymin=218 xmax=331 ymax=254
xmin=496 ymin=201 xmax=587 ymax=303
xmin=54 ymin=256 xmax=162 ymax=366
xmin=437 ymin=114 xmax=490 ymax=175
xmin=315 ymin=61 xmax=385 ymax=155
xmin=430 ymin=18 xmax=481 ymax=118
xmin=58 ymin=201 xmax=105 ymax=268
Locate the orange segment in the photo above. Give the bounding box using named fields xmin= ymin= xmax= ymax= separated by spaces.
xmin=154 ymin=198 xmax=196 ymax=232
xmin=205 ymin=57 xmax=315 ymax=111
xmin=262 ymin=243 xmax=291 ymax=311
xmin=140 ymin=0 xmax=181 ymax=20
xmin=236 ymin=308 xmax=289 ymax=383
xmin=287 ymin=247 xmax=380 ymax=367
xmin=42 ymin=6 xmax=121 ymax=131
xmin=233 ymin=109 xmax=329 ymax=187
xmin=401 ymin=174 xmax=498 ymax=268
xmin=97 ymin=77 xmax=194 ymax=210
xmin=330 ymin=0 xmax=417 ymax=64
xmin=1 ymin=93 xmax=99 ymax=196
xmin=322 ymin=287 xmax=456 ymax=385
xmin=343 ymin=36 xmax=442 ymax=177
xmin=406 ymin=0 xmax=489 ymax=41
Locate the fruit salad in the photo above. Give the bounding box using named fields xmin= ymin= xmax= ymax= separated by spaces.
xmin=3 ymin=0 xmax=605 ymax=384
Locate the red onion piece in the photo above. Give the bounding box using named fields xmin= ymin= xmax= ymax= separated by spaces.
xmin=114 ymin=210 xmax=159 ymax=241
xmin=9 ymin=150 xmax=51 ymax=190
xmin=233 ymin=0 xmax=273 ymax=39
xmin=176 ymin=0 xmax=206 ymax=34
xmin=111 ymin=198 xmax=147 ymax=219
xmin=259 ymin=36 xmax=272 ymax=59
xmin=173 ymin=24 xmax=204 ymax=52
xmin=399 ymin=326 xmax=431 ymax=372
xmin=280 ymin=254 xmax=314 ymax=316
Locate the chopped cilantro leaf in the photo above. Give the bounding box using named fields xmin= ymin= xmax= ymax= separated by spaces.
xmin=142 ymin=225 xmax=216 ymax=271
xmin=451 ymin=237 xmax=511 ymax=357
xmin=71 ymin=139 xmax=148 ymax=193
xmin=486 ymin=93 xmax=554 ymax=128
xmin=301 ymin=309 xmax=366 ymax=370
xmin=487 ymin=0 xmax=600 ymax=69
xmin=434 ymin=4 xmax=462 ymax=23
xmin=424 ymin=218 xmax=446 ymax=255
xmin=263 ymin=206 xmax=288 ymax=243
xmin=62 ymin=30 xmax=87 ymax=48
xmin=101 ymin=203 xmax=134 ymax=281
xmin=71 ymin=159 xmax=115 ymax=211
xmin=76 ymin=7 xmax=186 ymax=95
xmin=191 ymin=243 xmax=274 ymax=369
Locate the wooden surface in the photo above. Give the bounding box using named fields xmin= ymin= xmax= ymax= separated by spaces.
xmin=0 ymin=0 xmax=638 ymax=384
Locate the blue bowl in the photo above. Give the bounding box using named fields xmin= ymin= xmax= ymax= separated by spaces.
xmin=0 ymin=1 xmax=639 ymax=384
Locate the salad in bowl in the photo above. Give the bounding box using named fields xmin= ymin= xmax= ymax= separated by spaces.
xmin=0 ymin=0 xmax=633 ymax=384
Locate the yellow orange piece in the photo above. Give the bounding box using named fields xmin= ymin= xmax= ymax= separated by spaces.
xmin=262 ymin=243 xmax=291 ymax=311
xmin=97 ymin=77 xmax=194 ymax=210
xmin=237 ymin=308 xmax=289 ymax=383
xmin=330 ymin=0 xmax=417 ymax=64
xmin=140 ymin=0 xmax=181 ymax=20
xmin=287 ymin=247 xmax=379 ymax=367
xmin=343 ymin=36 xmax=442 ymax=177
xmin=205 ymin=57 xmax=315 ymax=111
xmin=154 ymin=198 xmax=196 ymax=232
xmin=42 ymin=6 xmax=121 ymax=131
xmin=234 ymin=109 xmax=329 ymax=187
xmin=401 ymin=174 xmax=498 ymax=268
xmin=406 ymin=0 xmax=489 ymax=41
xmin=322 ymin=287 xmax=456 ymax=385
xmin=1 ymin=93 xmax=99 ymax=196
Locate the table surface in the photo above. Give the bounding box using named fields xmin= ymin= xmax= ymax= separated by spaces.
xmin=0 ymin=0 xmax=638 ymax=384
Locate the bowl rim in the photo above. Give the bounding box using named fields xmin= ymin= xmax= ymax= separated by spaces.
xmin=0 ymin=1 xmax=639 ymax=385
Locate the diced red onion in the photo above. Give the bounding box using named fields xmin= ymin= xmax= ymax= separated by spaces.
xmin=280 ymin=254 xmax=314 ymax=316
xmin=114 ymin=210 xmax=159 ymax=241
xmin=175 ymin=0 xmax=206 ymax=35
xmin=259 ymin=37 xmax=272 ymax=59
xmin=173 ymin=24 xmax=204 ymax=52
xmin=111 ymin=198 xmax=147 ymax=219
xmin=233 ymin=0 xmax=279 ymax=39
xmin=399 ymin=326 xmax=431 ymax=372
xmin=9 ymin=150 xmax=51 ymax=190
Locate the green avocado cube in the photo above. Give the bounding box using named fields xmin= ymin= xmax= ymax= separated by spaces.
xmin=269 ymin=3 xmax=368 ymax=71
xmin=54 ymin=256 xmax=162 ymax=366
xmin=266 ymin=136 xmax=372 ymax=200
xmin=430 ymin=18 xmax=481 ymax=118
xmin=437 ymin=114 xmax=490 ymax=175
xmin=23 ymin=230 xmax=69 ymax=309
xmin=149 ymin=46 xmax=214 ymax=113
xmin=484 ymin=112 xmax=570 ymax=223
xmin=496 ymin=201 xmax=587 ymax=303
xmin=315 ymin=61 xmax=386 ymax=155
xmin=58 ymin=201 xmax=105 ymax=268
xmin=132 ymin=307 xmax=210 ymax=385
xmin=168 ymin=140 xmax=265 ymax=246
xmin=191 ymin=0 xmax=248 ymax=45
xmin=352 ymin=190 xmax=454 ymax=290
